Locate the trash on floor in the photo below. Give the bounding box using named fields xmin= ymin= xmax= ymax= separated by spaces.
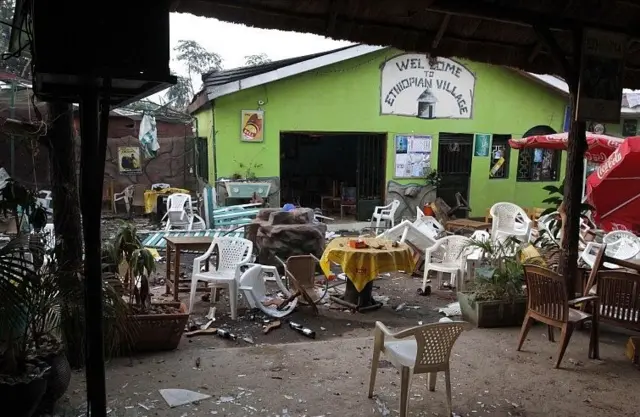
xmin=159 ymin=388 xmax=211 ymax=407
xmin=438 ymin=301 xmax=462 ymax=317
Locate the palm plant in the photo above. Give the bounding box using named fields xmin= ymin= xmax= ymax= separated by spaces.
xmin=0 ymin=236 xmax=45 ymax=379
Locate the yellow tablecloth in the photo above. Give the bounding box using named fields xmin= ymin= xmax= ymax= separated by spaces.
xmin=143 ymin=188 xmax=190 ymax=214
xmin=320 ymin=237 xmax=415 ymax=292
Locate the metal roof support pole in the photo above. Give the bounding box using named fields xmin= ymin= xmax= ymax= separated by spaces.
xmin=79 ymin=86 xmax=108 ymax=417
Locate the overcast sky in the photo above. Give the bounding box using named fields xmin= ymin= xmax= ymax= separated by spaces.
xmin=152 ymin=13 xmax=352 ymax=101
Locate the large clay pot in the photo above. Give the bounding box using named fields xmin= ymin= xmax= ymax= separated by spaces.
xmin=0 ymin=364 xmax=49 ymax=417
xmin=36 ymin=350 xmax=72 ymax=414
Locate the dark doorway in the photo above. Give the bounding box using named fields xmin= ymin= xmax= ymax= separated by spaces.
xmin=280 ymin=132 xmax=386 ymax=220
xmin=437 ymin=133 xmax=473 ymax=218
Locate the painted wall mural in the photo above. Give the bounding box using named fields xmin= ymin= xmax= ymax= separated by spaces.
xmin=380 ymin=54 xmax=476 ymax=119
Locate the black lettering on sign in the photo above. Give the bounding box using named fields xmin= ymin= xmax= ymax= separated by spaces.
xmin=395 ymin=58 xmax=426 ymax=71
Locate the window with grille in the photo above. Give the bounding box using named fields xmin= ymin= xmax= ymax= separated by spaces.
xmin=488 ymin=134 xmax=510 ymax=179
xmin=516 ymin=148 xmax=561 ymax=182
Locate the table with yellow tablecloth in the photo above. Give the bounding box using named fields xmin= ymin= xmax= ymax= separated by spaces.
xmin=320 ymin=237 xmax=415 ymax=309
xmin=143 ymin=187 xmax=190 ymax=214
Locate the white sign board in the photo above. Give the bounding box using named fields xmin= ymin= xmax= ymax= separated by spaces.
xmin=381 ymin=54 xmax=475 ymax=119
xmin=577 ymin=29 xmax=626 ymax=123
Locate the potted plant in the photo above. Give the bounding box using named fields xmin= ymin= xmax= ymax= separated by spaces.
xmin=111 ymin=222 xmax=188 ymax=351
xmin=225 ymin=161 xmax=271 ymax=200
xmin=0 ymin=237 xmax=50 ymax=417
xmin=457 ymin=237 xmax=538 ymax=328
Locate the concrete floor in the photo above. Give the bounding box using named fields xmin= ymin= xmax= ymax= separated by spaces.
xmin=64 ymin=325 xmax=640 ymax=417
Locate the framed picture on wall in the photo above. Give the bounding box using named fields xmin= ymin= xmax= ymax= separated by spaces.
xmin=117 ymin=146 xmax=142 ymax=174
xmin=240 ymin=110 xmax=265 ymax=142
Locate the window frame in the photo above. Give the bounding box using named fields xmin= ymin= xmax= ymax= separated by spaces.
xmin=515 ymin=147 xmax=562 ymax=182
xmin=488 ymin=134 xmax=511 ymax=180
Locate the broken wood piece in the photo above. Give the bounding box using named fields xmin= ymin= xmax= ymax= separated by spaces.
xmin=263 ymin=320 xmax=281 ymax=334
xmin=185 ymin=328 xmax=218 ymax=338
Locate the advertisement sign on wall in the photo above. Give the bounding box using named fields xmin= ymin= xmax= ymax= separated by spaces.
xmin=117 ymin=146 xmax=142 ymax=174
xmin=380 ymin=54 xmax=476 ymax=119
xmin=241 ymin=110 xmax=265 ymax=142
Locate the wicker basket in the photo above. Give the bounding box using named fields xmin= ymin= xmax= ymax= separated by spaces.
xmin=128 ymin=302 xmax=189 ymax=351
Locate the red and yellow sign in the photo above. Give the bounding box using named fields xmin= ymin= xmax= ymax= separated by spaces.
xmin=241 ymin=110 xmax=264 ymax=142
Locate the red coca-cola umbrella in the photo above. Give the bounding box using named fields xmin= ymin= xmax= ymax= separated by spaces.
xmin=586 ymin=138 xmax=640 ymax=233
xmin=509 ymin=132 xmax=624 ymax=163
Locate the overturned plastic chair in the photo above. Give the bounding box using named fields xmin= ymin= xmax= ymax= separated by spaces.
xmin=368 ymin=321 xmax=466 ymax=417
xmin=238 ymin=264 xmax=298 ymax=318
xmin=164 ymin=193 xmax=206 ymax=231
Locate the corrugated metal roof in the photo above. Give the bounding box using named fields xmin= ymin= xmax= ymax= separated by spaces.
xmin=201 ymin=45 xmax=358 ymax=89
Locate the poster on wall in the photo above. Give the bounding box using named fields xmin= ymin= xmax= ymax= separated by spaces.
xmin=473 ymin=133 xmax=491 ymax=157
xmin=118 ymin=146 xmax=142 ymax=174
xmin=240 ymin=110 xmax=264 ymax=142
xmin=394 ymin=134 xmax=432 ymax=178
xmin=380 ymin=54 xmax=476 ymax=119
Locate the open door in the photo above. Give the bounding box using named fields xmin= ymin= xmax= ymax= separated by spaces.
xmin=356 ymin=134 xmax=386 ymax=221
xmin=437 ymin=133 xmax=473 ymax=218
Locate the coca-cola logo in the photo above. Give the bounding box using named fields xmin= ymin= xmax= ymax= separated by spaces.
xmin=607 ymin=139 xmax=622 ymax=149
xmin=596 ymin=150 xmax=623 ymax=179
xmin=611 ymin=223 xmax=630 ymax=231
xmin=586 ymin=152 xmax=607 ymax=163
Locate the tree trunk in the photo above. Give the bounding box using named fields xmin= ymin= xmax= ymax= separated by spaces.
xmin=558 ymin=94 xmax=587 ymax=296
xmin=45 ymin=101 xmax=85 ymax=367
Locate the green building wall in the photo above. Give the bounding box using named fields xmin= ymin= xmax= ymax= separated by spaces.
xmin=194 ymin=49 xmax=569 ymax=217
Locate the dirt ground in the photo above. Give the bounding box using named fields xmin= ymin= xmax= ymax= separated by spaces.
xmin=61 ymin=216 xmax=640 ymax=416
xmin=62 ymin=325 xmax=640 ymax=417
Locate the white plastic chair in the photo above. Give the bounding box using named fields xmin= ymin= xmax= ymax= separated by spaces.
xmin=189 ymin=237 xmax=254 ymax=318
xmin=368 ymin=321 xmax=466 ymax=417
xmin=580 ymin=240 xmax=640 ymax=269
xmin=371 ymin=200 xmax=401 ymax=231
xmin=413 ymin=215 xmax=445 ymax=240
xmin=238 ymin=264 xmax=298 ymax=318
xmin=422 ymin=235 xmax=471 ymax=291
xmin=378 ymin=220 xmax=436 ymax=251
xmin=36 ymin=190 xmax=53 ymax=214
xmin=163 ymin=193 xmax=206 ymax=231
xmin=490 ymin=202 xmax=532 ymax=242
xmin=151 ymin=183 xmax=170 ymax=190
xmin=112 ymin=185 xmax=134 ymax=214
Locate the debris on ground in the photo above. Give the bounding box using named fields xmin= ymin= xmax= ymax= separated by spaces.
xmin=159 ymin=388 xmax=211 ymax=407
xmin=438 ymin=301 xmax=462 ymax=317
xmin=263 ymin=320 xmax=281 ymax=334
xmin=185 ymin=328 xmax=218 ymax=338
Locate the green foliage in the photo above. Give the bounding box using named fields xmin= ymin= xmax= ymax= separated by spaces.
xmin=425 ymin=170 xmax=442 ymax=187
xmin=0 ymin=0 xmax=32 ymax=78
xmin=540 ymin=179 xmax=593 ymax=237
xmin=0 ymin=236 xmax=39 ymax=376
xmin=244 ymin=53 xmax=271 ymax=67
xmin=112 ymin=222 xmax=156 ymax=312
xmin=464 ymin=237 xmax=528 ymax=303
xmin=233 ymin=161 xmax=264 ymax=180
xmin=165 ymin=40 xmax=223 ymax=110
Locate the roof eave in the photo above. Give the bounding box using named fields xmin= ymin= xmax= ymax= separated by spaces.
xmin=203 ymin=44 xmax=385 ymax=103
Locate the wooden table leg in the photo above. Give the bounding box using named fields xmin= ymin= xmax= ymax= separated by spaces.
xmin=174 ymin=244 xmax=181 ymax=302
xmin=165 ymin=242 xmax=172 ymax=296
